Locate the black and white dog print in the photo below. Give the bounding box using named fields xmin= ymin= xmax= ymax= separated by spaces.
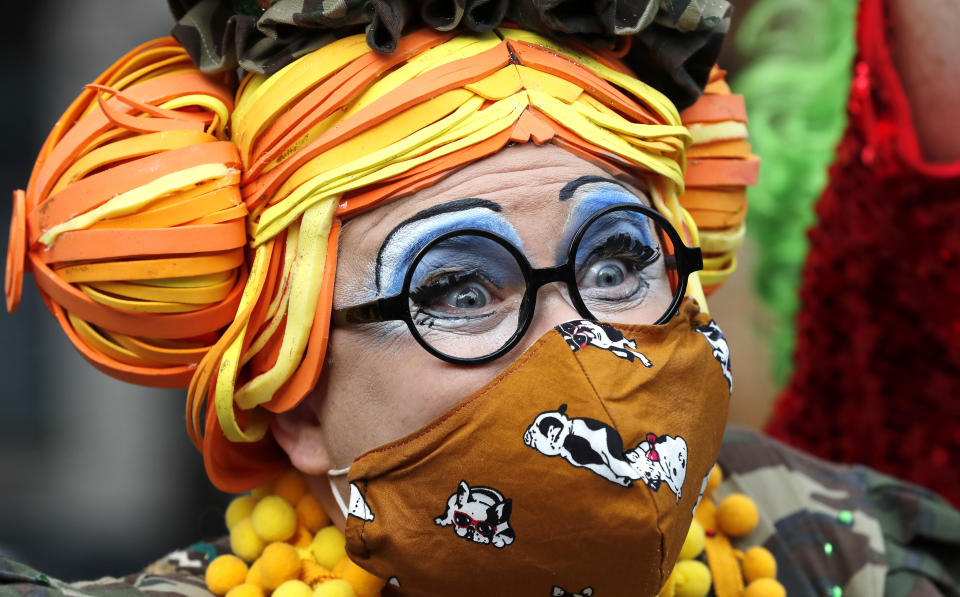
xmin=523 ymin=405 xmax=688 ymax=501
xmin=435 ymin=481 xmax=516 ymax=548
xmin=625 ymin=433 xmax=688 ymax=503
xmin=524 ymin=404 xmax=639 ymax=486
xmin=552 ymin=586 xmax=594 ymax=597
xmin=556 ymin=320 xmax=653 ymax=367
xmin=694 ymin=320 xmax=732 ymax=393
xmin=347 ymin=482 xmax=375 ymax=522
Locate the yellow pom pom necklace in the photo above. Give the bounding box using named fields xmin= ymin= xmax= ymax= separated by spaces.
xmin=657 ymin=464 xmax=786 ymax=597
xmin=207 ymin=469 xmax=385 ymax=597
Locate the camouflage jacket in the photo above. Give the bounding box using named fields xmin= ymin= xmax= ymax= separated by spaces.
xmin=2 ymin=429 xmax=957 ymax=596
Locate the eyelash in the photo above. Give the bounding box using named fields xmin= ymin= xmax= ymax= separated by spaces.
xmin=409 ymin=270 xmax=498 ymax=323
xmin=581 ymin=233 xmax=659 ymax=270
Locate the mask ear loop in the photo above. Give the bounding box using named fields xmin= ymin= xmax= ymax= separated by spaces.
xmin=327 ymin=465 xmax=351 ymax=519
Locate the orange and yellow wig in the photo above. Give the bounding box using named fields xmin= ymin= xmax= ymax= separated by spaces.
xmin=6 ymin=29 xmax=755 ymax=491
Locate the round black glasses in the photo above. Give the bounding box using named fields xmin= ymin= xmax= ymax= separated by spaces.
xmin=332 ymin=203 xmax=703 ymax=365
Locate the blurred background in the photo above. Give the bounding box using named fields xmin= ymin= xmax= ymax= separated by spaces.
xmin=0 ymin=0 xmax=792 ymax=581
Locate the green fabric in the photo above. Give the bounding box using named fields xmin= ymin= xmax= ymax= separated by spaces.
xmin=731 ymin=0 xmax=858 ymax=384
xmin=719 ymin=428 xmax=960 ymax=597
xmin=863 ymin=468 xmax=960 ymax=596
xmin=0 ymin=541 xmax=224 ymax=597
xmin=167 ymin=0 xmax=732 ymax=110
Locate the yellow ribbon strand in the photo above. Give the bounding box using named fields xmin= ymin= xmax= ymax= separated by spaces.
xmin=214 ymin=243 xmax=273 ymax=443
xmin=254 ymin=92 xmax=525 ymax=244
xmin=39 ymin=163 xmax=232 ymax=245
xmin=236 ymin=199 xmax=336 ymax=409
xmin=497 ymin=28 xmax=682 ymax=127
xmin=241 ymin=222 xmax=300 ymax=366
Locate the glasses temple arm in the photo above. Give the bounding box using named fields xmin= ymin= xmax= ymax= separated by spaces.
xmin=332 ymin=294 xmax=407 ymax=326
xmin=684 ymin=246 xmax=703 ymax=273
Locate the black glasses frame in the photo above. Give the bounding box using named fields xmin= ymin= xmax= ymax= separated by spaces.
xmin=332 ymin=203 xmax=703 ymax=365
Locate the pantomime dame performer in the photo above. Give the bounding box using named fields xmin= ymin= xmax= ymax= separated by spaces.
xmin=2 ymin=1 xmax=958 ymax=596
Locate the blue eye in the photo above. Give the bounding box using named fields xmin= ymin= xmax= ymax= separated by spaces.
xmin=408 ymin=234 xmax=526 ymax=324
xmin=447 ymin=284 xmax=489 ymax=309
xmin=585 ymin=260 xmax=627 ymax=288
xmin=412 ymin=273 xmax=494 ymax=315
xmin=574 ymin=227 xmax=663 ymax=307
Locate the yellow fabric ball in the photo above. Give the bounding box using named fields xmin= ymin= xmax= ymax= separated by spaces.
xmin=716 ymin=494 xmax=759 ymax=537
xmin=744 ymin=578 xmax=787 ymax=597
xmin=742 ymin=546 xmax=778 ymax=582
xmin=231 ymin=519 xmax=266 ymax=562
xmin=311 ymin=526 xmax=347 ymax=570
xmin=301 ymin=559 xmax=334 ymax=586
xmin=246 ymin=559 xmax=264 ymax=588
xmin=292 ymin=525 xmax=314 ymax=549
xmin=679 ymin=519 xmax=706 ymax=560
xmin=274 ymin=580 xmax=315 ymax=597
xmin=226 ymin=496 xmax=258 ymax=531
xmin=706 ymin=464 xmax=723 ymax=494
xmin=340 ymin=558 xmax=385 ymax=596
xmin=261 ymin=542 xmax=303 ymax=590
xmin=274 ymin=470 xmax=308 ymax=506
xmin=672 ymin=560 xmax=712 ymax=597
xmin=226 ymin=584 xmax=265 ymax=597
xmin=313 ymin=579 xmax=357 ymax=597
xmin=252 ymin=496 xmax=298 ymax=543
xmin=206 ymin=554 xmax=249 ymax=596
xmin=297 ymin=494 xmax=331 ymax=533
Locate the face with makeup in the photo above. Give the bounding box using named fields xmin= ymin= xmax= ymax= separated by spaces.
xmin=272 ymin=143 xmax=675 ymax=520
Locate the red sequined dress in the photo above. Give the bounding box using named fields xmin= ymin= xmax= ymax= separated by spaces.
xmin=765 ymin=0 xmax=960 ymax=507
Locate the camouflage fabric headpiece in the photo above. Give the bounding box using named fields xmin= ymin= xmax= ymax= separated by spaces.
xmin=167 ymin=0 xmax=731 ymax=109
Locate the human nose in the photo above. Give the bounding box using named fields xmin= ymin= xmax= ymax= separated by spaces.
xmin=520 ymin=282 xmax=583 ymax=351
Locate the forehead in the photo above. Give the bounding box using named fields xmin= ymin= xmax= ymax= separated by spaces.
xmin=334 ymin=144 xmax=652 ymax=302
xmin=345 ymin=144 xmax=648 ymax=243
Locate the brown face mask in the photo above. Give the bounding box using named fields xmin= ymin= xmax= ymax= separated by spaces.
xmin=331 ymin=300 xmax=732 ymax=597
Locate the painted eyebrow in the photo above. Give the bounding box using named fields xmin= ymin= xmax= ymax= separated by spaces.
xmin=558 ymin=175 xmax=634 ymax=201
xmin=374 ymin=197 xmax=503 ymax=292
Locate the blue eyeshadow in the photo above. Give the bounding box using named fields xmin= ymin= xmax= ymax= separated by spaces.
xmin=558 ymin=186 xmax=648 ymax=261
xmin=378 ymin=209 xmax=522 ymax=296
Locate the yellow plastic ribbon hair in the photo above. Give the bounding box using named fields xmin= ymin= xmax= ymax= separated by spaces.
xmin=194 ymin=28 xmax=705 ymax=448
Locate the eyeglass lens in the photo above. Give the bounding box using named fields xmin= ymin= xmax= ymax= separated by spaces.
xmin=406 ymin=207 xmax=678 ymax=360
xmin=407 ymin=235 xmax=526 ymax=360
xmin=571 ymin=209 xmax=675 ymax=326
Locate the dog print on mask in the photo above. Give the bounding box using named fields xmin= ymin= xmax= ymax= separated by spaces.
xmin=434 ymin=481 xmax=515 ymax=548
xmin=524 ymin=404 xmax=639 ymax=486
xmin=523 ymin=405 xmax=688 ymax=501
xmin=694 ymin=320 xmax=732 ymax=393
xmin=552 ymin=586 xmax=594 ymax=597
xmin=347 ymin=482 xmax=375 ymax=522
xmin=692 ymin=468 xmax=713 ymax=516
xmin=625 ymin=434 xmax=689 ymax=503
xmin=556 ymin=320 xmax=653 ymax=366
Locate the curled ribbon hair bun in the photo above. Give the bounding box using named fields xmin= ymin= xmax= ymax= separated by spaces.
xmin=7 ymin=24 xmax=756 ymax=490
xmin=6 ymin=39 xmax=246 ymax=389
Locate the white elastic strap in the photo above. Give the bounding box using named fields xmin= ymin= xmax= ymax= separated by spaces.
xmin=327 ymin=465 xmax=351 ymax=519
xmin=329 ymin=475 xmax=348 ymax=519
